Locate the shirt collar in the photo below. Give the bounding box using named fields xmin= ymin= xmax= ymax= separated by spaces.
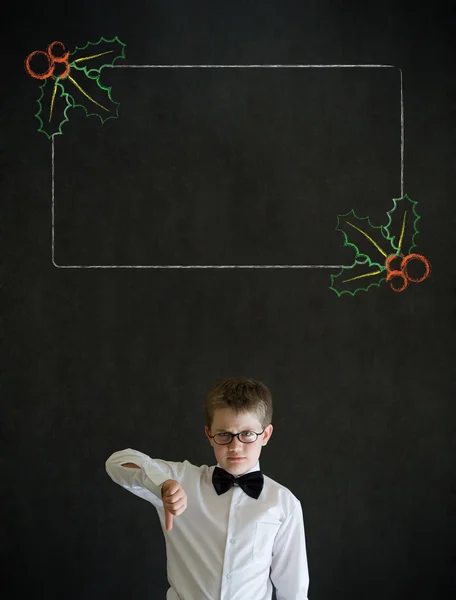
xmin=216 ymin=459 xmax=260 ymax=477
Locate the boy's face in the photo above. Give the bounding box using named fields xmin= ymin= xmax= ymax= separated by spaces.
xmin=205 ymin=408 xmax=273 ymax=475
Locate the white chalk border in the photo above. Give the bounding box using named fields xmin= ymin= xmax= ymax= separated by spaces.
xmin=51 ymin=64 xmax=403 ymax=269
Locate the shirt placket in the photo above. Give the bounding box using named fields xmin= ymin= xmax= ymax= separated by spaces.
xmin=220 ymin=483 xmax=242 ymax=600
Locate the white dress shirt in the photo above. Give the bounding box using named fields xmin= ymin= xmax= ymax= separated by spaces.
xmin=106 ymin=448 xmax=310 ymax=600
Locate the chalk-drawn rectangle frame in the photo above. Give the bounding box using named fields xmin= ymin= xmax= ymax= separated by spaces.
xmin=51 ymin=64 xmax=403 ymax=269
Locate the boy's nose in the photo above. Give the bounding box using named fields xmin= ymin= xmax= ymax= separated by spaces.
xmin=229 ymin=437 xmax=244 ymax=449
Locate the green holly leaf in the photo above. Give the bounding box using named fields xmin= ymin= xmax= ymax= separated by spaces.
xmin=62 ymin=68 xmax=120 ymax=124
xmin=335 ymin=209 xmax=391 ymax=268
xmin=329 ymin=258 xmax=387 ymax=297
xmin=63 ymin=36 xmax=125 ymax=124
xmin=70 ymin=36 xmax=126 ymax=77
xmin=35 ymin=78 xmax=72 ymax=139
xmin=383 ymin=194 xmax=421 ymax=254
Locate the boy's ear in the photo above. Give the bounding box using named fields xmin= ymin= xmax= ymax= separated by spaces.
xmin=263 ymin=423 xmax=273 ymax=444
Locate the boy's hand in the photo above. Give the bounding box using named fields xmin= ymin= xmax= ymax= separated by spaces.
xmin=161 ymin=479 xmax=187 ymax=531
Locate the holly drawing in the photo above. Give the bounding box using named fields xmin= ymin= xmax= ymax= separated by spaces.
xmin=25 ymin=36 xmax=126 ymax=137
xmin=330 ymin=195 xmax=431 ymax=296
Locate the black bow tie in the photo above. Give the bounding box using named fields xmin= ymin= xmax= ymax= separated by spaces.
xmin=212 ymin=466 xmax=264 ymax=500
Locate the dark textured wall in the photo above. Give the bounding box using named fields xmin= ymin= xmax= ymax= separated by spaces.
xmin=2 ymin=2 xmax=455 ymax=598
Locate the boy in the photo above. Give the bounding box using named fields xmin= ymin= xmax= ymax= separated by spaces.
xmin=106 ymin=377 xmax=310 ymax=599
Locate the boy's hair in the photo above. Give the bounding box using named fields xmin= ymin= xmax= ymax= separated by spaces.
xmin=204 ymin=377 xmax=273 ymax=430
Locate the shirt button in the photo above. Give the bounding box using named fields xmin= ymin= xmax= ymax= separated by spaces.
xmin=226 ymin=574 xmax=232 ymax=579
xmin=230 ymin=538 xmax=235 ymax=544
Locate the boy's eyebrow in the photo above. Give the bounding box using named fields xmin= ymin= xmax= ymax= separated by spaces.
xmin=214 ymin=427 xmax=255 ymax=432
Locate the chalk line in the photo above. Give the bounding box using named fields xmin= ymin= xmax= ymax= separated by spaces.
xmin=400 ymin=68 xmax=404 ymax=197
xmin=109 ymin=64 xmax=395 ymax=68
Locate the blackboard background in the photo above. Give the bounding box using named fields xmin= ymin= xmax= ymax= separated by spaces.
xmin=2 ymin=1 xmax=455 ymax=599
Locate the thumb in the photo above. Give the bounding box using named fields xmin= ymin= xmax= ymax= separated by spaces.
xmin=164 ymin=507 xmax=173 ymax=531
xmin=162 ymin=480 xmax=177 ymax=532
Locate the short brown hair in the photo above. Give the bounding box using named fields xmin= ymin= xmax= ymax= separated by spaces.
xmin=204 ymin=377 xmax=273 ymax=430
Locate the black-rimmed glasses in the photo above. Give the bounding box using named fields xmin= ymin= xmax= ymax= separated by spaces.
xmin=209 ymin=428 xmax=265 ymax=445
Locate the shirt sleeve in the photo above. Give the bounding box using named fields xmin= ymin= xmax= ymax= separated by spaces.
xmin=270 ymin=500 xmax=310 ymax=600
xmin=105 ymin=448 xmax=176 ymax=509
